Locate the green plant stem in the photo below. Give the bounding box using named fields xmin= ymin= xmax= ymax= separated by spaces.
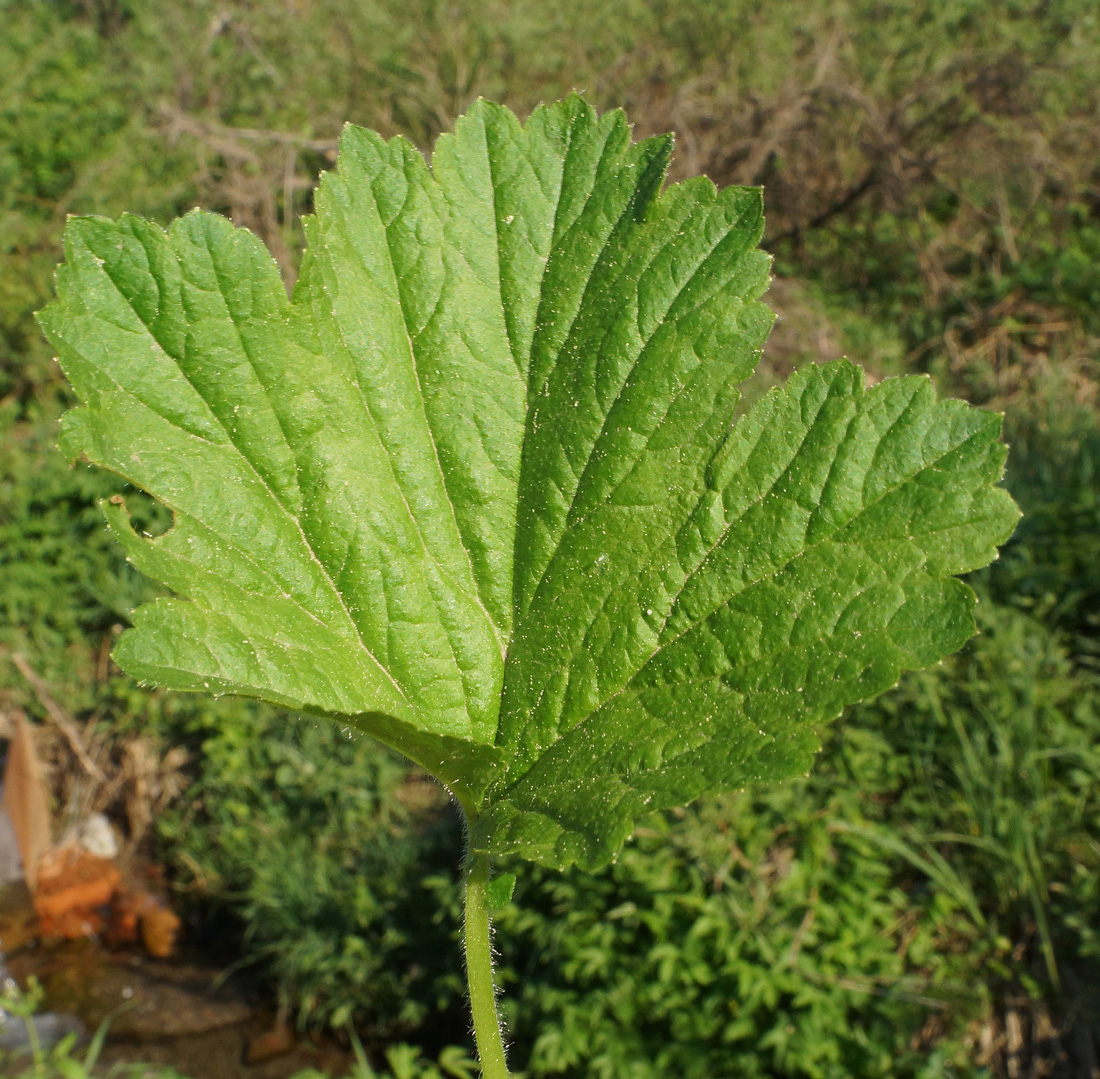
xmin=464 ymin=846 xmax=509 ymax=1079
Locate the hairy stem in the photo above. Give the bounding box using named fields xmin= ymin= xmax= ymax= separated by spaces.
xmin=464 ymin=846 xmax=509 ymax=1078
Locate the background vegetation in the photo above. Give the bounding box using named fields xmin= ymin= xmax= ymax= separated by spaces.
xmin=3 ymin=0 xmax=1100 ymax=1075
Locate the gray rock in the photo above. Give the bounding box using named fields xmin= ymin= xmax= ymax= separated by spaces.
xmin=0 ymin=783 xmax=25 ymax=887
xmin=0 ymin=1007 xmax=85 ymax=1053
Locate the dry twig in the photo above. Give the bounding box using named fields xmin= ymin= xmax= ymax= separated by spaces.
xmin=5 ymin=650 xmax=107 ymax=783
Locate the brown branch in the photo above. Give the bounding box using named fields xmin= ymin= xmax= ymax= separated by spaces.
xmin=156 ymin=105 xmax=338 ymax=155
xmin=5 ymin=651 xmax=108 ymax=784
xmin=768 ymin=169 xmax=880 ymax=245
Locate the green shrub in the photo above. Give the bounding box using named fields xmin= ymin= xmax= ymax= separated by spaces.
xmin=494 ymin=799 xmax=967 ymax=1079
xmin=159 ymin=707 xmax=469 ymax=1037
xmin=0 ymin=409 xmax=164 ymax=653
xmin=981 ymin=396 xmax=1100 ymax=650
xmin=0 ymin=1 xmax=196 ymax=403
xmin=851 ymin=602 xmax=1100 ymax=981
xmin=291 ymin=1039 xmax=478 ymax=1079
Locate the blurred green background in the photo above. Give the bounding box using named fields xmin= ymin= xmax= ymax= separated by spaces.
xmin=3 ymin=0 xmax=1100 ymax=1076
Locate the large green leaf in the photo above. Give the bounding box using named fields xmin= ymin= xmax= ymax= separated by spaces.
xmin=40 ymin=96 xmax=1019 ymax=870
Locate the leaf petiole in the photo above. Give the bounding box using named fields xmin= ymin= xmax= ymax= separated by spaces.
xmin=463 ymin=843 xmax=510 ymax=1078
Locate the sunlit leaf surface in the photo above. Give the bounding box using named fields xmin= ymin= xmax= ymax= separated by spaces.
xmin=41 ymin=96 xmax=1019 ymax=870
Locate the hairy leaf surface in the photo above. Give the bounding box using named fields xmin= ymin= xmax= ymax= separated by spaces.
xmin=41 ymin=96 xmax=1019 ymax=870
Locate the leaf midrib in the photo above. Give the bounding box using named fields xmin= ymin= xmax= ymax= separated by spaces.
xmin=362 ymin=166 xmax=504 ymax=672
xmin=511 ymin=122 xmax=668 ymax=628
